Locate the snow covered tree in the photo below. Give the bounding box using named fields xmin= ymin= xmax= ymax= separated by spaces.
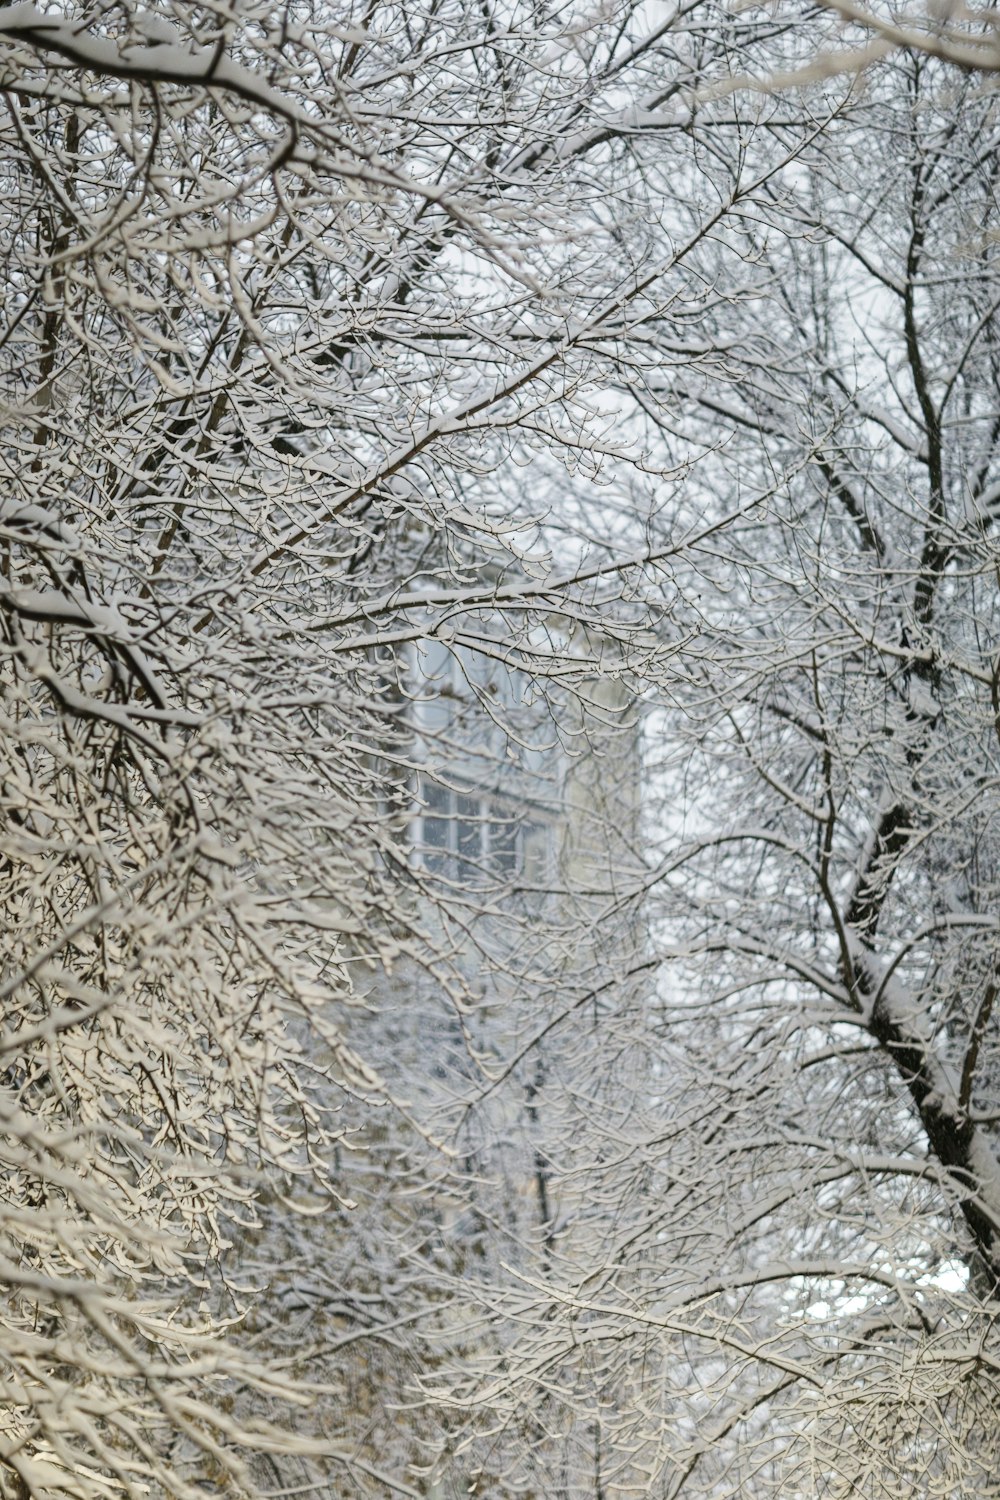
xmin=10 ymin=2 xmax=1000 ymax=1495
xmin=446 ymin=44 xmax=1000 ymax=1499
xmin=0 ymin=2 xmax=786 ymax=1495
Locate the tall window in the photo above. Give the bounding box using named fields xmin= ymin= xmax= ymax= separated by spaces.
xmin=410 ymin=634 xmax=557 ymax=884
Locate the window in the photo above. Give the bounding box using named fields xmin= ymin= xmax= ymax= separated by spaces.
xmin=416 ymin=778 xmax=551 ymax=884
xmin=410 ymin=634 xmax=558 ymax=884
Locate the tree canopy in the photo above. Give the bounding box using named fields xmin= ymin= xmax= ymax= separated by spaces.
xmin=3 ymin=3 xmax=1000 ymax=1497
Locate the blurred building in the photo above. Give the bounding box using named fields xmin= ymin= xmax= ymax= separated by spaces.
xmin=408 ymin=627 xmax=641 ymax=920
xmin=247 ymin=621 xmax=646 ymax=1499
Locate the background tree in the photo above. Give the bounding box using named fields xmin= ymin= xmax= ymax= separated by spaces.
xmin=451 ymin=44 xmax=1000 ymax=1499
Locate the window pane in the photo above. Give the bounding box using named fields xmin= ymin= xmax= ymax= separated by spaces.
xmin=455 ymin=794 xmax=482 ymax=867
xmin=421 ymin=780 xmax=452 ymax=874
xmin=522 ymin=822 xmax=551 ymax=882
xmin=489 ymin=813 xmax=519 ymax=877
